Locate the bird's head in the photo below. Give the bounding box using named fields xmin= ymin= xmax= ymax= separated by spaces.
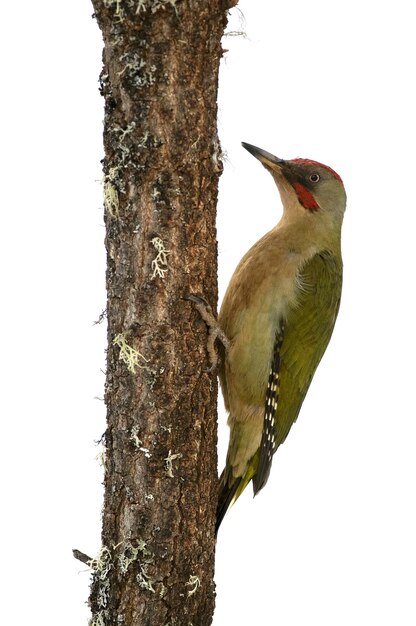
xmin=242 ymin=142 xmax=346 ymax=232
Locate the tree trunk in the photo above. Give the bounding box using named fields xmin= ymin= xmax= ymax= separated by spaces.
xmin=89 ymin=2 xmax=232 ymax=625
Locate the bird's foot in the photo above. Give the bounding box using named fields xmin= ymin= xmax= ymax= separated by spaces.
xmin=186 ymin=294 xmax=230 ymax=372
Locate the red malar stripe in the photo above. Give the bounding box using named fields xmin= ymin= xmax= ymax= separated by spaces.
xmin=293 ymin=182 xmax=320 ymax=211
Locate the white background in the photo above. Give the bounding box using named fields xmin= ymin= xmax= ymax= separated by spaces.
xmin=1 ymin=1 xmax=415 ymax=625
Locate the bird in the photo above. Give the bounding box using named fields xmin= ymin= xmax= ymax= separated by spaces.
xmin=215 ymin=142 xmax=346 ymax=532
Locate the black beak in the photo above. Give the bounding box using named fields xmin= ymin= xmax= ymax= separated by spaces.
xmin=241 ymin=142 xmax=285 ymax=167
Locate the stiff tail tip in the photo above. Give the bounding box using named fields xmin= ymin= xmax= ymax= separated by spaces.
xmin=215 ymin=475 xmax=242 ymax=535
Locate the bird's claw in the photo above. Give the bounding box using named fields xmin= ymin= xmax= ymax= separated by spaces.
xmin=186 ymin=292 xmax=230 ymax=371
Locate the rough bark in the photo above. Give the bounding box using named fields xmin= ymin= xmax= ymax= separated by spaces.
xmin=88 ymin=1 xmax=231 ymax=625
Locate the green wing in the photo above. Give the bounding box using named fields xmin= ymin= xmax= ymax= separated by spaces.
xmin=274 ymin=250 xmax=342 ymax=448
xmin=254 ymin=250 xmax=342 ymax=493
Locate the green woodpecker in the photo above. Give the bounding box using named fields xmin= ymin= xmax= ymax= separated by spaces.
xmin=216 ymin=142 xmax=346 ymax=531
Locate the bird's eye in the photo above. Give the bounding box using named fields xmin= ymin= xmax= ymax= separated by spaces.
xmin=309 ymin=173 xmax=320 ymax=183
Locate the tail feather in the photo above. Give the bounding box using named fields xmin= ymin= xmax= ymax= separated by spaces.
xmin=216 ymin=472 xmax=242 ymax=534
xmin=216 ymin=459 xmax=258 ymax=533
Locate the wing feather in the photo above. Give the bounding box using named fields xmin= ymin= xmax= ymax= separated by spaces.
xmin=252 ymin=324 xmax=285 ymax=494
